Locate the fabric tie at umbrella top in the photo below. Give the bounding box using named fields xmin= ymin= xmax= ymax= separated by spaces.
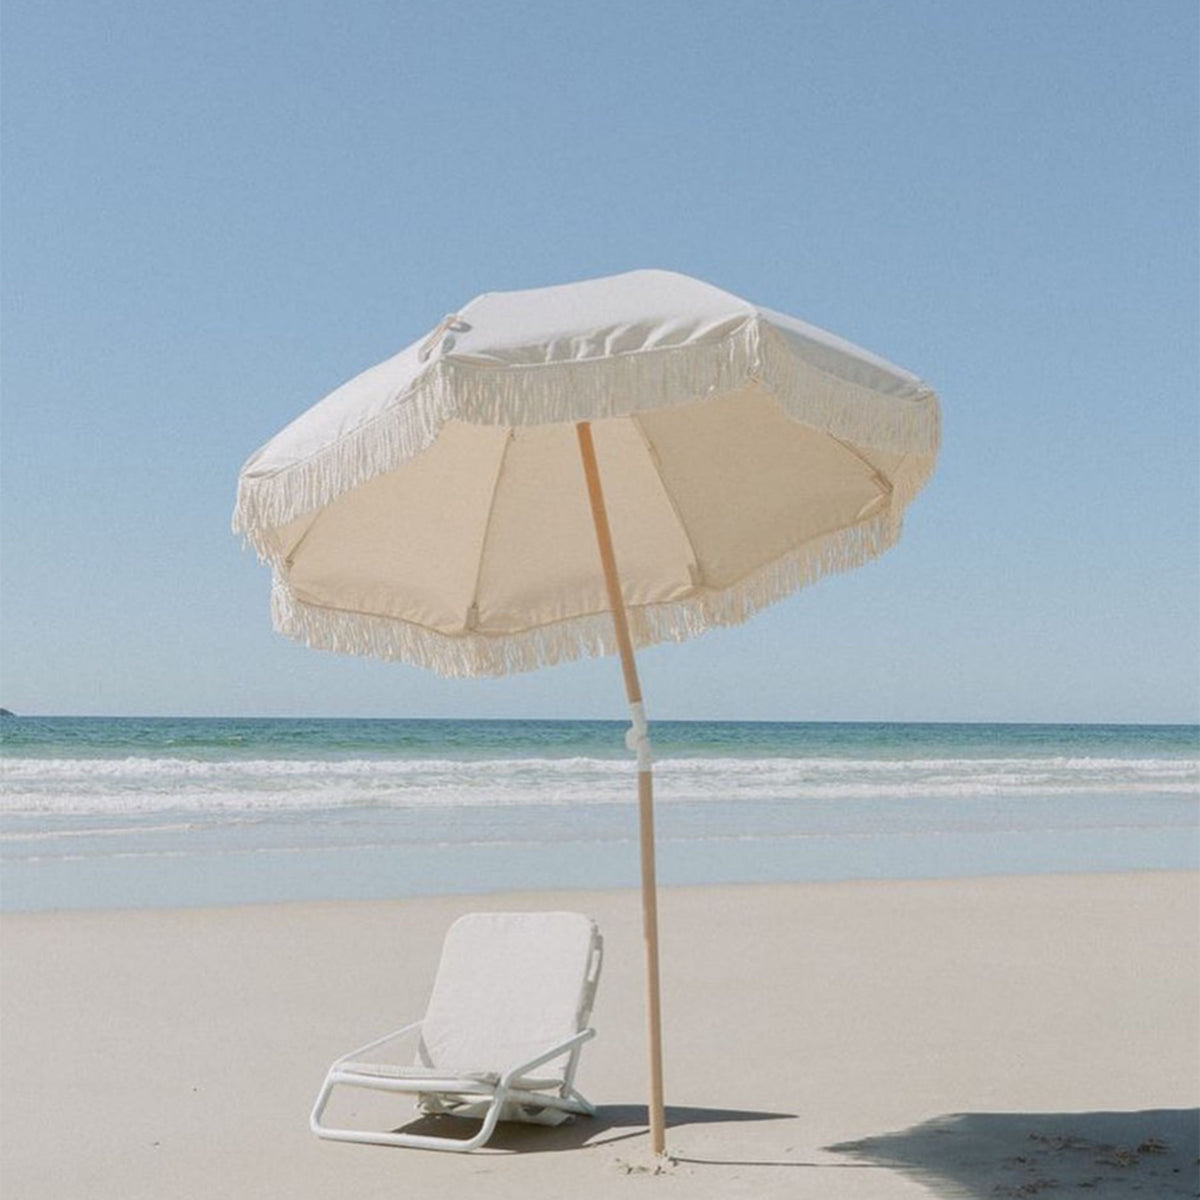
xmin=233 ymin=268 xmax=940 ymax=1156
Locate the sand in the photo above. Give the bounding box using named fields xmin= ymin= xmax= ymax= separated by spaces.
xmin=1 ymin=871 xmax=1196 ymax=1198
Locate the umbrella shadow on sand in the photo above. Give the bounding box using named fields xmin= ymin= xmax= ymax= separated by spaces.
xmin=389 ymin=1103 xmax=797 ymax=1155
xmin=828 ymin=1108 xmax=1200 ymax=1198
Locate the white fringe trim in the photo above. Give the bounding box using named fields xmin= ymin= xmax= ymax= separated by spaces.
xmin=233 ymin=317 xmax=938 ymax=555
xmin=268 ymin=508 xmax=906 ymax=678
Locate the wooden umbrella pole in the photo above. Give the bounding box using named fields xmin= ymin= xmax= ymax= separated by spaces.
xmin=576 ymin=421 xmax=667 ymax=1158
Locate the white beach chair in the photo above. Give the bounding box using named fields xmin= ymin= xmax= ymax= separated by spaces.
xmin=310 ymin=911 xmax=603 ymax=1152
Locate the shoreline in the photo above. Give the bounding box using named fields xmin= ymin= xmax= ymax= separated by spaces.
xmin=2 ymin=870 xmax=1196 ymax=1198
xmin=0 ymin=861 xmax=1193 ymax=917
xmin=7 ymin=846 xmax=1198 ymax=914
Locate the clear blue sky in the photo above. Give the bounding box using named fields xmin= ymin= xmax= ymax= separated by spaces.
xmin=2 ymin=0 xmax=1196 ymax=722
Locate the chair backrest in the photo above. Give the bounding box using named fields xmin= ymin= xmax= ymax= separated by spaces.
xmin=417 ymin=911 xmax=602 ymax=1076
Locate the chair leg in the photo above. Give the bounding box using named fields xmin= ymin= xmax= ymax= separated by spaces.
xmin=562 ymin=1086 xmax=596 ymax=1116
xmin=309 ymin=1073 xmax=336 ymax=1136
xmin=310 ymin=1075 xmax=508 ymax=1152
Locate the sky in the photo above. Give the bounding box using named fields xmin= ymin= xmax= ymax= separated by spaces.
xmin=1 ymin=0 xmax=1196 ymax=723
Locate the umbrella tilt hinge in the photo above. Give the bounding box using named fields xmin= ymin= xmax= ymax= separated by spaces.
xmin=625 ymin=701 xmax=653 ymax=770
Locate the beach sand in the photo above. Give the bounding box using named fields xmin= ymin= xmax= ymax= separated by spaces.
xmin=1 ymin=872 xmax=1196 ymax=1198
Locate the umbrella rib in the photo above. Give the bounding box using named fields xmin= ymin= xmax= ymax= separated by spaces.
xmin=629 ymin=414 xmax=705 ymax=590
xmin=279 ymin=505 xmax=329 ymax=568
xmin=825 ymin=432 xmax=897 ymax=502
xmin=463 ymin=428 xmax=512 ymax=632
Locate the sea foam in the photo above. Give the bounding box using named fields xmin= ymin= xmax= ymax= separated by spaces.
xmin=2 ymin=753 xmax=1196 ymax=816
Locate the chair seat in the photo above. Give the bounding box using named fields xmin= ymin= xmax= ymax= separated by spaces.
xmin=338 ymin=1060 xmax=563 ymax=1092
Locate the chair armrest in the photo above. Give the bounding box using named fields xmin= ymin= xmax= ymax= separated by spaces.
xmin=499 ymin=1027 xmax=596 ymax=1087
xmin=333 ymin=1020 xmax=424 ymax=1068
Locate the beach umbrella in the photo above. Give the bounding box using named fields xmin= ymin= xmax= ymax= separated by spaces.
xmin=232 ymin=269 xmax=939 ymax=1155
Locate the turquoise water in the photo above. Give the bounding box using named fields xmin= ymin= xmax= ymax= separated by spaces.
xmin=8 ymin=715 xmax=1197 ymax=762
xmin=2 ymin=718 xmax=1196 ymax=911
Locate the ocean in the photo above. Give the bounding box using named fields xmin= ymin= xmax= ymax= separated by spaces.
xmin=1 ymin=717 xmax=1196 ymax=911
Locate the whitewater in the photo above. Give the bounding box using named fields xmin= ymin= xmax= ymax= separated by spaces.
xmin=2 ymin=717 xmax=1195 ymax=910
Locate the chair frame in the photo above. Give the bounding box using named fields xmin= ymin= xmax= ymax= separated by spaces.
xmin=310 ymin=916 xmax=602 ymax=1152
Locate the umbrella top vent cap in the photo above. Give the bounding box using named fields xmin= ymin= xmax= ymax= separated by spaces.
xmin=446 ymin=269 xmax=926 ymax=393
xmin=441 ymin=268 xmax=757 ymax=366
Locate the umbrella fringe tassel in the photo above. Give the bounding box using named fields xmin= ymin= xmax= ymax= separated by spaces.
xmin=269 ymin=509 xmax=901 ymax=679
xmin=233 ymin=318 xmax=938 ymax=553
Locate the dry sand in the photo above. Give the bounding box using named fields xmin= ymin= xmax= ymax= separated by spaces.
xmin=1 ymin=871 xmax=1196 ymax=1198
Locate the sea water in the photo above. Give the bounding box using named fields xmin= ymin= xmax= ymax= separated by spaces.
xmin=1 ymin=717 xmax=1196 ymax=911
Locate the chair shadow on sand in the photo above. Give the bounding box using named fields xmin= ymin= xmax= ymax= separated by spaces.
xmin=388 ymin=1103 xmax=798 ymax=1155
xmin=828 ymin=1108 xmax=1200 ymax=1198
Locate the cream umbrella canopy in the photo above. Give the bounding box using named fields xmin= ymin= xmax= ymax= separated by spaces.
xmin=233 ymin=269 xmax=939 ymax=1155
